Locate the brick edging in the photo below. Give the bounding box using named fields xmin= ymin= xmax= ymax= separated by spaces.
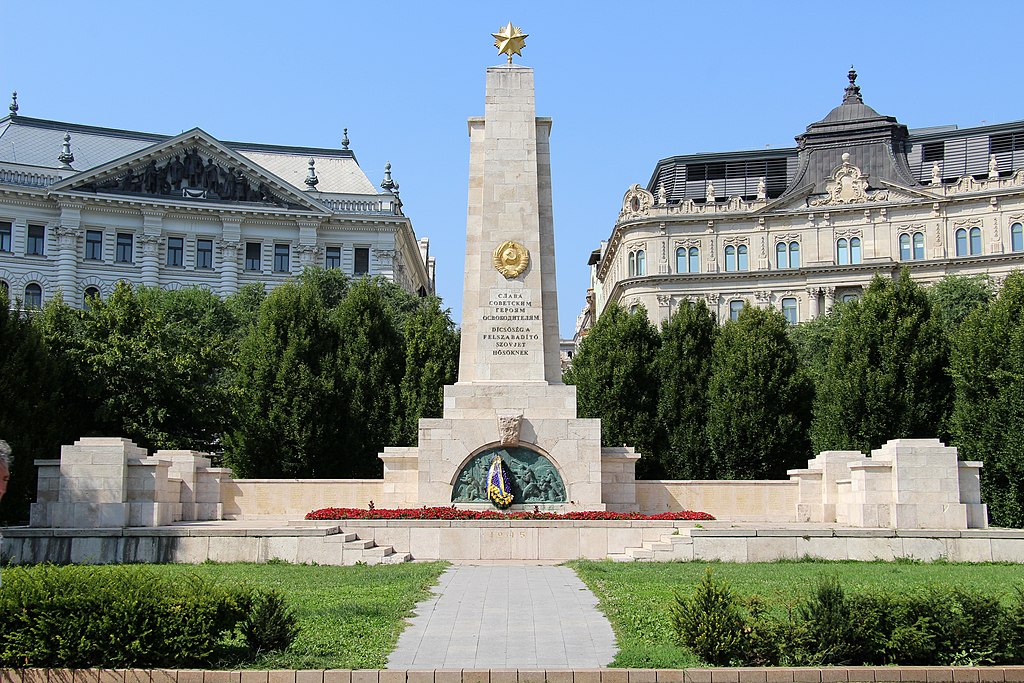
xmin=2 ymin=668 xmax=1024 ymax=683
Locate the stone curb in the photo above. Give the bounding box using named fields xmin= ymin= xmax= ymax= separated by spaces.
xmin=2 ymin=669 xmax=1023 ymax=683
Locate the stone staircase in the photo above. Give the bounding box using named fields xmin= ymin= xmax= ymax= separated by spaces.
xmin=321 ymin=528 xmax=412 ymax=565
xmin=608 ymin=528 xmax=694 ymax=562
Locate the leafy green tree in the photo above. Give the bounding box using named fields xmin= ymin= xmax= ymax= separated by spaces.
xmin=399 ymin=296 xmax=459 ymax=443
xmin=706 ymin=303 xmax=812 ymax=479
xmin=0 ymin=291 xmax=69 ymax=521
xmin=950 ymin=272 xmax=1024 ymax=527
xmin=655 ymin=300 xmax=718 ymax=478
xmin=789 ymin=303 xmax=846 ymax=390
xmin=225 ymin=273 xmax=346 ymax=478
xmin=811 ymin=270 xmax=951 ymax=454
xmin=927 ymin=273 xmax=992 ymax=335
xmin=565 ymin=304 xmax=662 ymax=477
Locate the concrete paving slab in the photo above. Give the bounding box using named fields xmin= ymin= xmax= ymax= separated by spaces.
xmin=388 ymin=565 xmax=617 ymax=669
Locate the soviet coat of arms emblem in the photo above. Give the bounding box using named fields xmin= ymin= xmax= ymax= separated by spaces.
xmin=492 ymin=240 xmax=529 ymax=278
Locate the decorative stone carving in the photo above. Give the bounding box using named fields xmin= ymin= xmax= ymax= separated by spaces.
xmin=620 ymin=184 xmax=654 ymax=219
xmin=53 ymin=226 xmax=81 ymax=247
xmin=497 ymin=412 xmax=524 ymax=447
xmin=656 ymin=294 xmax=671 ymax=307
xmin=812 ymin=153 xmax=887 ymax=206
xmin=139 ymin=235 xmax=163 ymax=256
xmin=492 ymin=240 xmax=529 ymax=278
xmin=990 ymin=154 xmax=1000 ymax=179
xmin=703 ymin=293 xmax=718 ymax=308
xmin=756 ymin=176 xmax=767 ymax=201
xmin=754 ymin=290 xmax=771 ymax=305
xmin=931 ymin=162 xmax=942 ymax=186
xmin=296 ymin=244 xmax=322 ymax=264
xmin=656 ymin=182 xmax=667 ymax=205
xmin=705 ymin=182 xmax=716 ymax=204
xmin=452 ymin=446 xmax=566 ymax=505
xmin=950 ymin=175 xmax=981 ymax=194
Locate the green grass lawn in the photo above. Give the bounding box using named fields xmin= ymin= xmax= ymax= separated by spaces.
xmin=568 ymin=560 xmax=1024 ymax=669
xmin=153 ymin=561 xmax=447 ymax=669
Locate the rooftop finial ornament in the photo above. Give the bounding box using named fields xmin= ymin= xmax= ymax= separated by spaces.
xmin=492 ymin=22 xmax=527 ymax=64
xmin=58 ymin=132 xmax=75 ymax=168
xmin=843 ymin=65 xmax=863 ymax=105
xmin=381 ymin=161 xmax=396 ymax=191
xmin=305 ymin=158 xmax=319 ymax=189
xmin=9 ymin=91 xmax=18 ymax=117
xmin=341 ymin=128 xmax=350 ymax=151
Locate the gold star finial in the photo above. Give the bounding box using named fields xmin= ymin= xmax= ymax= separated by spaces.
xmin=492 ymin=22 xmax=527 ymax=64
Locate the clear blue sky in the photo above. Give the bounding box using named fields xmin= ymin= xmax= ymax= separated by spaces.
xmin=5 ymin=1 xmax=1023 ymax=336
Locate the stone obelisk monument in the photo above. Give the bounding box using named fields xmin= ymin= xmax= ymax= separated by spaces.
xmin=381 ymin=26 xmax=638 ymax=511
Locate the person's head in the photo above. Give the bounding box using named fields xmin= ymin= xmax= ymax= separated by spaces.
xmin=0 ymin=440 xmax=10 ymax=500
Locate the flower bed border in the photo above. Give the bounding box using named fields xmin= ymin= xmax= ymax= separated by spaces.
xmin=305 ymin=506 xmax=714 ymax=521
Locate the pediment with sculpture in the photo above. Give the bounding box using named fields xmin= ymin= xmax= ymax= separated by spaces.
xmin=810 ymin=153 xmax=889 ymax=207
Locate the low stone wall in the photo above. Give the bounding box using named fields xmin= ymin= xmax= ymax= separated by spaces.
xmin=635 ymin=481 xmax=798 ymax=521
xmin=1 ymin=666 xmax=1022 ymax=683
xmin=222 ymin=480 xmax=385 ymax=519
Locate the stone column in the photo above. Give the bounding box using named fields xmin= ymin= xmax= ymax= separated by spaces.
xmin=823 ymin=286 xmax=836 ymax=314
xmin=296 ymin=219 xmax=320 ymax=270
xmin=54 ymin=204 xmax=82 ymax=303
xmin=140 ymin=209 xmax=165 ymax=288
xmin=218 ymin=241 xmax=240 ymax=295
xmin=807 ymin=287 xmax=820 ymax=320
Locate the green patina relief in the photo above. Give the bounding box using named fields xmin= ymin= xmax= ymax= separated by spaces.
xmin=452 ymin=446 xmax=566 ymax=505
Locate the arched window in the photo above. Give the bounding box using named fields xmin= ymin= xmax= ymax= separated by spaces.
xmin=781 ymin=297 xmax=798 ymax=325
xmin=841 ymin=293 xmax=860 ymax=303
xmin=737 ymin=245 xmax=749 ymax=271
xmin=725 ymin=245 xmax=737 ymax=272
xmin=789 ymin=241 xmax=800 ymax=268
xmin=676 ymin=247 xmax=686 ymax=273
xmin=1012 ymin=222 xmax=1024 ymax=252
xmin=837 ymin=238 xmax=849 ymax=265
xmin=955 ymin=229 xmax=968 ymax=256
xmin=776 ymin=241 xmax=787 ymax=269
xmin=84 ymin=286 xmax=100 ymax=307
xmin=900 ymin=233 xmax=912 ymax=261
xmin=912 ymin=232 xmax=924 ymax=260
xmin=24 ymin=283 xmax=42 ymax=309
xmin=729 ymin=299 xmax=744 ymax=321
xmin=850 ymin=237 xmax=862 ymax=264
xmin=636 ymin=249 xmax=646 ymax=276
xmin=688 ymin=247 xmax=699 ymax=273
xmin=628 ymin=251 xmax=636 ymax=277
xmin=970 ymin=227 xmax=982 ymax=255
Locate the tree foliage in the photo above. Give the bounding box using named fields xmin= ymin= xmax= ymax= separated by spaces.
xmin=706 ymin=303 xmax=812 ymax=479
xmin=811 ymin=271 xmax=951 ymax=454
xmin=655 ymin=300 xmax=718 ymax=478
xmin=927 ymin=273 xmax=993 ymax=334
xmin=399 ymin=296 xmax=460 ymax=443
xmin=950 ymin=272 xmax=1024 ymax=527
xmin=565 ymin=304 xmax=663 ymax=477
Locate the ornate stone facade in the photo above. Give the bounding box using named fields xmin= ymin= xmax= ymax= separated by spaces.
xmin=578 ymin=71 xmax=1024 ymax=338
xmin=0 ymin=115 xmax=436 ymax=308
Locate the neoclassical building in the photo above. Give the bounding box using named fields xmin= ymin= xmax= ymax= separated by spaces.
xmin=0 ymin=94 xmax=435 ymax=309
xmin=578 ymin=71 xmax=1024 ymax=338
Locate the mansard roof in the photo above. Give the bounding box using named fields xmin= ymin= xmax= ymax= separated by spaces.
xmin=0 ymin=115 xmax=380 ymax=196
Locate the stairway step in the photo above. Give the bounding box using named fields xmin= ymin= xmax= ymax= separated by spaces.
xmin=625 ymin=548 xmax=654 ymax=560
xmin=343 ymin=539 xmax=375 ymax=550
xmin=606 ymin=553 xmax=634 ymax=562
xmin=381 ymin=552 xmax=413 ymax=564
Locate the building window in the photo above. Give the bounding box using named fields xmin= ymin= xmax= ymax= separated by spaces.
xmin=688 ymin=247 xmax=699 ymax=273
xmin=115 ymin=233 xmax=134 ymax=263
xmin=737 ymin=244 xmax=748 ymax=271
xmin=0 ymin=222 xmax=12 ymax=252
xmin=326 ymin=246 xmax=342 ymax=269
xmin=273 ymin=244 xmax=290 ymax=273
xmin=777 ymin=241 xmax=800 ymax=269
xmin=837 ymin=238 xmax=849 ymax=266
xmin=956 ymin=228 xmax=982 ymax=256
xmin=782 ymin=297 xmax=798 ymax=325
xmin=900 ymin=232 xmax=924 ymax=261
xmin=635 ymin=249 xmax=646 ymax=276
xmin=725 ymin=245 xmax=736 ymax=272
xmin=628 ymin=252 xmax=636 ymax=277
xmin=913 ymin=232 xmax=924 ymax=260
xmin=24 ymin=283 xmax=42 ymax=309
xmin=1012 ymin=222 xmax=1023 ymax=253
xmin=729 ymin=299 xmax=744 ymax=321
xmin=675 ymin=247 xmax=686 ymax=274
xmin=922 ymin=141 xmax=945 ymax=163
xmin=850 ymin=237 xmax=862 ymax=264
xmin=354 ymin=247 xmax=370 ymax=275
xmin=27 ymin=225 xmax=45 ymax=255
xmin=166 ymin=236 xmax=184 ymax=267
xmin=84 ymin=286 xmax=100 ymax=306
xmin=196 ymin=239 xmax=213 ymax=269
xmin=841 ymin=293 xmax=860 ymax=303
xmin=85 ymin=230 xmax=103 ymax=260
xmin=245 ymin=242 xmax=262 ymax=271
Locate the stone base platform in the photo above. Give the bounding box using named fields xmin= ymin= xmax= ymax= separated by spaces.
xmin=3 ymin=521 xmax=1023 ymax=565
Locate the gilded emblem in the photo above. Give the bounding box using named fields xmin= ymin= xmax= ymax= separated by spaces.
xmin=493 ymin=240 xmax=529 ymax=278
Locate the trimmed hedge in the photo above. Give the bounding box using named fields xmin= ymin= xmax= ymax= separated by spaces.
xmin=0 ymin=565 xmax=298 ymax=668
xmin=674 ymin=569 xmax=1024 ymax=666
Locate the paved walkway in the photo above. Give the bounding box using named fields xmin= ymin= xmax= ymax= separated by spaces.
xmin=387 ymin=565 xmax=617 ymax=669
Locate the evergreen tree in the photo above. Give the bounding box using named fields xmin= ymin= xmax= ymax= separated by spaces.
xmin=399 ymin=296 xmax=459 ymax=443
xmin=789 ymin=303 xmax=846 ymax=390
xmin=706 ymin=303 xmax=812 ymax=479
xmin=655 ymin=299 xmax=717 ymax=478
xmin=927 ymin=273 xmax=993 ymax=335
xmin=565 ymin=304 xmax=662 ymax=477
xmin=950 ymin=272 xmax=1024 ymax=527
xmin=811 ymin=270 xmax=951 ymax=454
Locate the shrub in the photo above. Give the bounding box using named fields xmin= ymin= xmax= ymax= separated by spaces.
xmin=796 ymin=575 xmax=857 ymax=665
xmin=0 ymin=565 xmax=255 ymax=668
xmin=671 ymin=568 xmax=746 ymax=665
xmin=241 ymin=588 xmax=301 ymax=654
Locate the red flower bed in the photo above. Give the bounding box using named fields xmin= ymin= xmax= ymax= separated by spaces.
xmin=304 ymin=506 xmax=714 ymax=521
